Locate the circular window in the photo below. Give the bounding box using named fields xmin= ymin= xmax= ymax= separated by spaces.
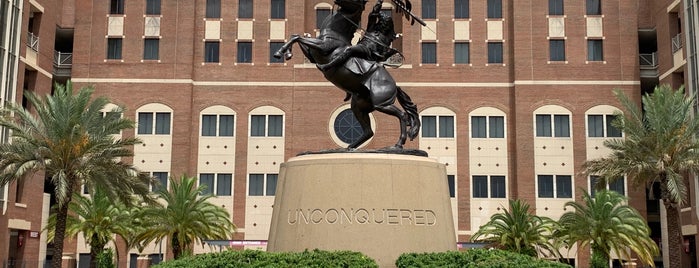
xmin=329 ymin=106 xmax=375 ymax=148
xmin=334 ymin=109 xmax=363 ymax=144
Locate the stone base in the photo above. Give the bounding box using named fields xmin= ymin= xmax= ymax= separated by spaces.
xmin=267 ymin=153 xmax=456 ymax=267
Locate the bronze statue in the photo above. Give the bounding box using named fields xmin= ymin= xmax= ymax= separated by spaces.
xmin=274 ymin=0 xmax=423 ymax=150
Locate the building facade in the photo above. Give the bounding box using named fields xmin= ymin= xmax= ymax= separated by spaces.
xmin=1 ymin=0 xmax=698 ymax=267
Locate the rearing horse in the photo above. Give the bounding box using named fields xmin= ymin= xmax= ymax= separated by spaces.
xmin=273 ymin=0 xmax=420 ymax=150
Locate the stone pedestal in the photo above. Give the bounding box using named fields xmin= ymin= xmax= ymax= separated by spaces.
xmin=267 ymin=153 xmax=456 ymax=267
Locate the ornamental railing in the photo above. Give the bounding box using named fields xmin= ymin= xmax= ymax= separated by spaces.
xmin=27 ymin=32 xmax=39 ymax=52
xmin=639 ymin=52 xmax=657 ymax=68
xmin=672 ymin=33 xmax=683 ymax=53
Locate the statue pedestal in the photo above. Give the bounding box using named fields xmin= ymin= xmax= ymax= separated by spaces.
xmin=267 ymin=153 xmax=456 ymax=267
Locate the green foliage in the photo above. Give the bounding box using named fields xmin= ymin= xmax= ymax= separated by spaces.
xmin=471 ymin=200 xmax=560 ymax=258
xmin=152 ymin=249 xmax=377 ymax=268
xmin=96 ymin=248 xmax=116 ymax=268
xmin=395 ymin=249 xmax=571 ymax=268
xmin=583 ymin=84 xmax=695 ymax=267
xmin=0 ymin=81 xmax=153 ymax=268
xmin=590 ymin=250 xmax=607 ymax=268
xmin=585 ymin=85 xmax=699 ymax=206
xmin=137 ymin=175 xmax=236 ymax=259
xmin=556 ymin=190 xmax=658 ymax=267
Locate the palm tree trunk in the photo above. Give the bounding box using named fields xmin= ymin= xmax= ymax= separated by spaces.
xmin=89 ymin=238 xmax=106 ymax=268
xmin=665 ymin=202 xmax=683 ymax=268
xmin=50 ymin=204 xmax=70 ymax=268
xmin=172 ymin=235 xmax=181 ymax=260
xmin=590 ymin=245 xmax=609 ymax=268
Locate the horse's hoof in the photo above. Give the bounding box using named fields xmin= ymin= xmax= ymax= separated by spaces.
xmin=347 ymin=147 xmax=358 ymax=151
xmin=284 ymin=52 xmax=293 ymax=61
xmin=273 ymin=51 xmax=284 ymax=59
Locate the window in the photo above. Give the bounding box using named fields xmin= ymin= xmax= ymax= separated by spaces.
xmin=549 ymin=40 xmax=565 ymax=61
xmin=248 ymin=173 xmax=277 ymax=196
xmin=199 ymin=173 xmax=232 ymax=196
xmin=422 ymin=42 xmax=437 ymax=64
xmin=217 ymin=174 xmax=233 ymax=196
xmin=549 ymin=0 xmax=563 ymax=15
xmin=553 ymin=115 xmax=569 ymax=137
xmin=202 ymin=114 xmax=234 ymax=137
xmin=421 ymin=115 xmax=454 ymax=138
xmin=316 ymin=9 xmax=331 ymax=29
xmin=250 ymin=114 xmax=284 ymax=137
xmin=587 ymin=39 xmax=603 ymax=61
xmin=110 ymin=0 xmax=124 ymax=14
xmin=471 ymin=115 xmax=504 ymax=138
xmin=473 ymin=176 xmax=488 ymax=198
xmin=270 ymin=42 xmax=284 ymax=63
xmin=454 ymin=42 xmax=469 ymax=64
xmin=489 ymin=116 xmax=504 ymax=138
xmin=471 ymin=116 xmax=486 ymax=138
xmin=199 ymin=173 xmax=214 ymax=195
xmin=107 ymin=38 xmax=122 ymax=60
xmin=144 ymin=38 xmax=159 ymax=60
xmin=334 ymin=109 xmax=364 ymax=144
xmin=237 ymin=42 xmax=252 ymax=63
xmin=487 ymin=0 xmax=502 ymax=19
xmin=423 ymin=0 xmax=436 ymax=19
xmin=206 ymin=0 xmax=221 ymax=18
xmin=535 ymin=114 xmax=570 ymax=137
xmin=137 ymin=113 xmax=153 ymax=134
xmin=138 ymin=112 xmax=171 ymax=135
xmin=146 ymin=0 xmax=161 ymax=15
xmin=538 ymin=175 xmax=554 ymax=198
xmin=152 ymin=172 xmax=168 ymax=192
xmin=271 ymin=0 xmax=285 ymax=19
xmin=239 ymin=0 xmax=253 ymax=18
xmin=590 ymin=176 xmax=625 ymax=197
xmin=266 ymin=174 xmax=278 ymax=196
xmin=454 ymin=0 xmax=469 ymax=19
xmin=155 ymin=112 xmax=171 ymax=134
xmin=586 ymin=0 xmax=601 ymax=15
xmin=473 ymin=175 xmax=506 ymax=198
xmin=587 ymin=114 xmax=621 ymax=137
xmin=538 ymin=175 xmax=572 ymax=198
xmin=204 ymin=41 xmax=220 ymax=63
xmin=487 ymin=42 xmax=503 ymax=64
xmin=447 ymin=175 xmax=455 ymax=198
xmin=490 ymin=176 xmax=506 ymax=198
xmin=556 ymin=175 xmax=572 ymax=198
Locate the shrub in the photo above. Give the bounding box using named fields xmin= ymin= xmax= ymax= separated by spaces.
xmin=95 ymin=248 xmax=115 ymax=268
xmin=396 ymin=249 xmax=572 ymax=268
xmin=152 ymin=249 xmax=378 ymax=268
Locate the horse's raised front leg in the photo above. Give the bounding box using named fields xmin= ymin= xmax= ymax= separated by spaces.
xmin=273 ymin=35 xmax=301 ymax=60
xmin=274 ymin=35 xmax=329 ymax=61
xmin=374 ymin=104 xmax=407 ymax=149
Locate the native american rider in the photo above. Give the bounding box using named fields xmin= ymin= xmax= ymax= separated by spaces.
xmin=317 ymin=0 xmax=400 ymax=72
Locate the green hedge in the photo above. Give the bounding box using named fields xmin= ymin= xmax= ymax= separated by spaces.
xmin=396 ymin=249 xmax=572 ymax=268
xmin=152 ymin=249 xmax=378 ymax=268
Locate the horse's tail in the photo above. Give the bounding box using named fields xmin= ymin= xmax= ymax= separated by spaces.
xmin=396 ymin=87 xmax=420 ymax=140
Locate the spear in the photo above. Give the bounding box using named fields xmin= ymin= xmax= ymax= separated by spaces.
xmin=390 ymin=0 xmax=427 ymax=26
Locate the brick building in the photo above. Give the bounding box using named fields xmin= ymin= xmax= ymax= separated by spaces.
xmin=1 ymin=0 xmax=698 ymax=267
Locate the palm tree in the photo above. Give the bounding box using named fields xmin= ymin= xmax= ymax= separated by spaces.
xmin=45 ymin=188 xmax=138 ymax=268
xmin=557 ymin=190 xmax=659 ymax=267
xmin=471 ymin=199 xmax=560 ymax=258
xmin=0 ymin=81 xmax=153 ymax=268
xmin=583 ymin=85 xmax=699 ymax=268
xmin=137 ymin=175 xmax=235 ymax=259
